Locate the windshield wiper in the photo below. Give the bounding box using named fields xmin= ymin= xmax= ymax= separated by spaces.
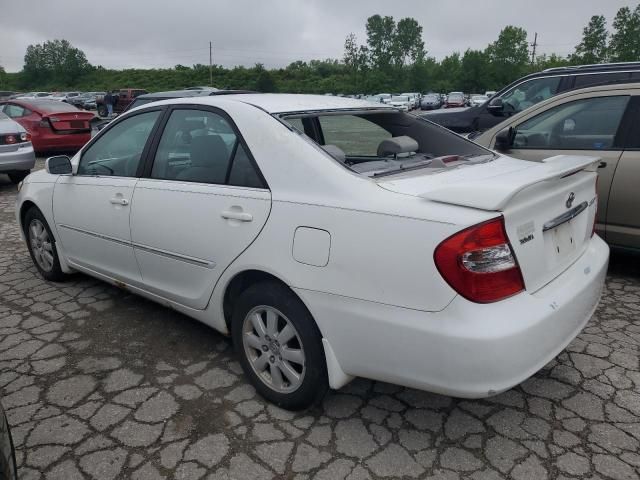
xmin=372 ymin=159 xmax=434 ymax=178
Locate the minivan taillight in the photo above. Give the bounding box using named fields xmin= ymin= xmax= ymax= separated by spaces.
xmin=434 ymin=217 xmax=525 ymax=303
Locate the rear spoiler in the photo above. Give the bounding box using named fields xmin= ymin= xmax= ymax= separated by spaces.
xmin=420 ymin=155 xmax=600 ymax=211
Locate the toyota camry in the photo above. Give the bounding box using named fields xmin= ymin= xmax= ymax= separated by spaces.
xmin=15 ymin=94 xmax=608 ymax=410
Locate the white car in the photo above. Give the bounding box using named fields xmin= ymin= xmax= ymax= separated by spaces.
xmin=377 ymin=93 xmax=392 ymax=104
xmin=389 ymin=95 xmax=411 ymax=111
xmin=470 ymin=94 xmax=489 ymax=107
xmin=15 ymin=94 xmax=608 ymax=410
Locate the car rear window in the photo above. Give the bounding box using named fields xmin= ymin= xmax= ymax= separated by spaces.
xmin=25 ymin=100 xmax=80 ymax=113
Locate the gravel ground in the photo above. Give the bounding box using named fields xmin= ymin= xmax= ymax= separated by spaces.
xmin=1 ymin=160 xmax=639 ymax=479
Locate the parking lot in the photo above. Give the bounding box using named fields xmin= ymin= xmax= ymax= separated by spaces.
xmin=0 ymin=159 xmax=639 ymax=480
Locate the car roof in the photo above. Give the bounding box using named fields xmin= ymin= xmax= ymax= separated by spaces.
xmin=200 ymin=93 xmax=397 ymax=114
xmin=137 ymin=90 xmax=209 ymax=100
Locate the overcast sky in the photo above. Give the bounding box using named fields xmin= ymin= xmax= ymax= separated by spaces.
xmin=0 ymin=0 xmax=636 ymax=72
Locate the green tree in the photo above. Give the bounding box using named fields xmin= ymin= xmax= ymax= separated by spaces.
xmin=486 ymin=26 xmax=530 ymax=87
xmin=433 ymin=52 xmax=462 ymax=92
xmin=366 ymin=15 xmax=396 ymax=71
xmin=459 ymin=49 xmax=491 ymax=93
xmin=393 ymin=18 xmax=425 ymax=66
xmin=23 ymin=39 xmax=91 ymax=88
xmin=572 ymin=15 xmax=608 ymax=64
xmin=0 ymin=65 xmax=6 ymax=89
xmin=253 ymin=64 xmax=277 ymax=92
xmin=609 ymin=5 xmax=640 ymax=61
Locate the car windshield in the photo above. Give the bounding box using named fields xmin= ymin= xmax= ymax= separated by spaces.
xmin=282 ymin=111 xmax=494 ymax=178
xmin=391 ymin=96 xmax=408 ymax=102
xmin=425 ymin=95 xmax=438 ymax=101
xmin=448 ymin=94 xmax=464 ymax=101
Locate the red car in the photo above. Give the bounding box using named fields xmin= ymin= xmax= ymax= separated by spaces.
xmin=0 ymin=99 xmax=94 ymax=153
xmin=445 ymin=92 xmax=467 ymax=108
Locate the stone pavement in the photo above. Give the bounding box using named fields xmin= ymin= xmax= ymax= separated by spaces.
xmin=1 ymin=165 xmax=640 ymax=479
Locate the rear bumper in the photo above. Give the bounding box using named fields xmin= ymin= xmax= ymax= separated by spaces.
xmin=0 ymin=144 xmax=36 ymax=172
xmin=297 ymin=235 xmax=609 ymax=397
xmin=32 ymin=132 xmax=90 ymax=152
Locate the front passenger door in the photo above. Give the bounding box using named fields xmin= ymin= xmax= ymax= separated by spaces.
xmin=498 ymin=95 xmax=630 ymax=238
xmin=53 ymin=110 xmax=162 ymax=283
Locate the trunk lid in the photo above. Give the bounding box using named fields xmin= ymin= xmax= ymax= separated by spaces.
xmin=378 ymin=155 xmax=600 ymax=293
xmin=46 ymin=112 xmax=94 ymax=133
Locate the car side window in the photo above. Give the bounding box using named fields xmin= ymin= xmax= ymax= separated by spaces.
xmin=573 ymin=72 xmax=631 ymax=89
xmin=151 ymin=108 xmax=264 ymax=187
xmin=513 ymin=96 xmax=629 ymax=151
xmin=3 ymin=104 xmax=26 ymax=118
xmin=78 ymin=110 xmax=161 ymax=177
xmin=319 ymin=115 xmax=391 ymax=156
xmin=501 ymin=77 xmax=562 ymax=113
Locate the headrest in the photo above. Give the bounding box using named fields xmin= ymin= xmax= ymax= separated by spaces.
xmin=191 ymin=135 xmax=227 ymax=167
xmin=322 ymin=144 xmax=347 ymax=163
xmin=377 ymin=136 xmax=419 ymax=157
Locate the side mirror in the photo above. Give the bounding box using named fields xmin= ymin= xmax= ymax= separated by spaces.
xmin=487 ymin=97 xmax=504 ymax=115
xmin=45 ymin=156 xmax=72 ymax=175
xmin=494 ymin=127 xmax=515 ymax=152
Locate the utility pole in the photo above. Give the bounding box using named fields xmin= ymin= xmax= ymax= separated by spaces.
xmin=530 ymin=32 xmax=538 ymax=65
xmin=209 ymin=41 xmax=213 ymax=87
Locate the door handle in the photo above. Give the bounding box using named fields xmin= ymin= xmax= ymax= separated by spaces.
xmin=109 ymin=197 xmax=129 ymax=206
xmin=598 ymin=161 xmax=607 ymax=169
xmin=221 ymin=211 xmax=253 ymax=222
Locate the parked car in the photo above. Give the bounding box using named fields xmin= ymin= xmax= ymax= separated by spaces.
xmin=0 ymin=92 xmax=16 ymax=101
xmin=47 ymin=92 xmax=81 ymax=102
xmin=474 ymin=82 xmax=640 ymax=250
xmin=377 ymin=93 xmax=392 ymax=104
xmin=124 ymin=89 xmax=255 ymax=112
xmin=95 ymin=88 xmax=148 ymax=117
xmin=420 ymin=93 xmax=443 ymax=110
xmin=16 ymin=92 xmax=50 ymax=100
xmin=445 ymin=92 xmax=466 ymax=108
xmin=0 ymin=99 xmax=94 ymax=153
xmin=401 ymin=92 xmax=420 ymax=109
xmin=68 ymin=92 xmax=104 ymax=109
xmin=423 ymin=61 xmax=640 ymax=134
xmin=485 ymin=91 xmax=497 ymax=98
xmin=470 ymin=94 xmax=489 ymax=107
xmin=0 ymin=401 xmax=17 ymax=480
xmin=388 ymin=95 xmax=411 ymax=111
xmin=16 ymin=94 xmax=607 ymax=410
xmin=0 ymin=111 xmax=35 ymax=184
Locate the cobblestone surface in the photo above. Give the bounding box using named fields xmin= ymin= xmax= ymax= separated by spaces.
xmin=1 ymin=164 xmax=640 ymax=479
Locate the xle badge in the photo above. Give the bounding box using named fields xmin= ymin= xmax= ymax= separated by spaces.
xmin=517 ymin=221 xmax=535 ymax=245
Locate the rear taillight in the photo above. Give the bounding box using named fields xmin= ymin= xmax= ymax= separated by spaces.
xmin=19 ymin=132 xmax=31 ymax=142
xmin=434 ymin=217 xmax=525 ymax=303
xmin=5 ymin=134 xmax=17 ymax=144
xmin=38 ymin=119 xmax=50 ymax=128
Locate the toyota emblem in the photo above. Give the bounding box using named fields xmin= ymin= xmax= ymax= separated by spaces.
xmin=566 ymin=192 xmax=575 ymax=209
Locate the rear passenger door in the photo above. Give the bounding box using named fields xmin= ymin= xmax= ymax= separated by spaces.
xmin=130 ymin=106 xmax=271 ymax=309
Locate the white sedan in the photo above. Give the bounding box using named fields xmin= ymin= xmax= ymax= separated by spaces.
xmin=15 ymin=94 xmax=608 ymax=410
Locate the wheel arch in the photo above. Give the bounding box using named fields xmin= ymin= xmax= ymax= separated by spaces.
xmin=220 ymin=268 xmax=353 ymax=390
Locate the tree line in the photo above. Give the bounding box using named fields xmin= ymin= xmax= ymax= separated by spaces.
xmin=2 ymin=4 xmax=640 ymax=95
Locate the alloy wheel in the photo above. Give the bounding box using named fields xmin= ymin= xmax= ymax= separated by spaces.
xmin=242 ymin=305 xmax=306 ymax=393
xmin=28 ymin=219 xmax=54 ymax=272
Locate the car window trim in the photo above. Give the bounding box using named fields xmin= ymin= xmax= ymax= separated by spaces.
xmin=513 ymin=94 xmax=631 ymax=152
xmin=140 ymin=103 xmax=269 ymax=190
xmin=77 ymin=107 xmax=166 ymax=178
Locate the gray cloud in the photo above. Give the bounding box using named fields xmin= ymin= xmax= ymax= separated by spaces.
xmin=0 ymin=0 xmax=635 ymax=72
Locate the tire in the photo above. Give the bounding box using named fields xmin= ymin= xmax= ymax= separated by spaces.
xmin=23 ymin=207 xmax=67 ymax=282
xmin=8 ymin=171 xmax=29 ymax=184
xmin=97 ymin=105 xmax=108 ymax=117
xmin=232 ymin=281 xmax=328 ymax=410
